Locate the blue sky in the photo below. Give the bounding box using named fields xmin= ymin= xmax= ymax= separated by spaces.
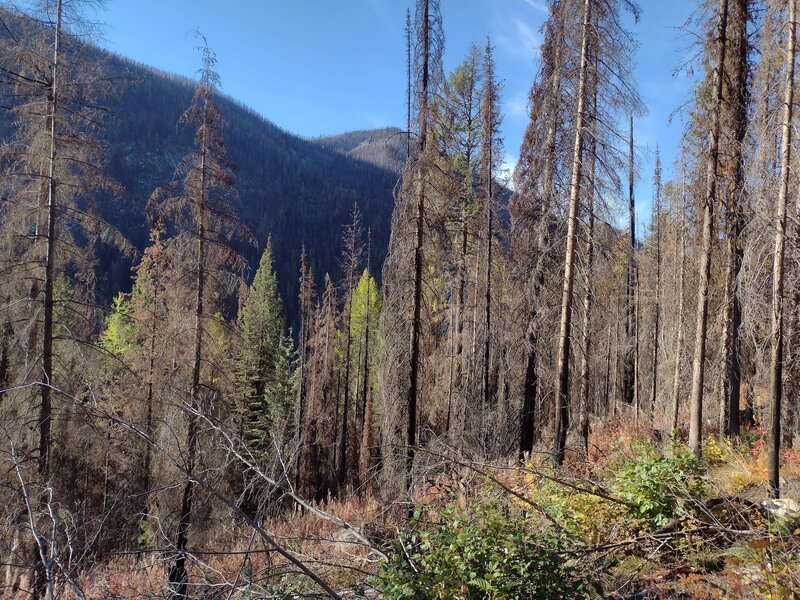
xmin=88 ymin=0 xmax=698 ymax=226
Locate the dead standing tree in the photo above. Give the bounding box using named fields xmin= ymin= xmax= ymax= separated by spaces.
xmin=148 ymin=37 xmax=253 ymax=598
xmin=379 ymin=0 xmax=443 ymax=495
xmin=767 ymin=0 xmax=796 ymax=499
xmin=689 ymin=0 xmax=729 ymax=457
xmin=0 ymin=1 xmax=129 ymax=593
xmin=515 ymin=0 xmax=566 ymax=457
xmin=553 ymin=0 xmax=592 ymax=467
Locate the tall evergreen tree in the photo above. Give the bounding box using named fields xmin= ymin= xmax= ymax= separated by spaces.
xmin=237 ymin=240 xmax=291 ymax=467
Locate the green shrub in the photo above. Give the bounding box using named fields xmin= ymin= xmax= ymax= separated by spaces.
xmin=372 ymin=500 xmax=593 ymax=599
xmin=613 ymin=440 xmax=707 ymax=529
xmin=537 ymin=481 xmax=632 ymax=545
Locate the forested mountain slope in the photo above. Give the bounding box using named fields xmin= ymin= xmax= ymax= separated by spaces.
xmin=0 ymin=13 xmax=399 ymax=322
xmin=315 ymin=126 xmax=408 ymax=174
xmin=104 ymin=65 xmax=400 ymax=320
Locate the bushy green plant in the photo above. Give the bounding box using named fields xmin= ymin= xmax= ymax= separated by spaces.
xmin=613 ymin=440 xmax=707 ymax=528
xmin=538 ymin=481 xmax=632 ymax=545
xmin=372 ymin=500 xmax=594 ymax=599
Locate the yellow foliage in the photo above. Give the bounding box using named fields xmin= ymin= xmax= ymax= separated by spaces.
xmin=703 ymin=435 xmax=733 ymax=466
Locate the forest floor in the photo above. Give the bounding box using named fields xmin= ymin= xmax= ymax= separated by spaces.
xmin=50 ymin=417 xmax=800 ymax=598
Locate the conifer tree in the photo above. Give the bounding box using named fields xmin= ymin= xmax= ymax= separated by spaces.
xmin=514 ymin=0 xmax=566 ymax=457
xmin=768 ymin=0 xmax=796 ymax=498
xmin=380 ymin=0 xmax=444 ymax=493
xmin=126 ymin=226 xmax=169 ymax=538
xmin=99 ymin=293 xmax=134 ymax=356
xmin=0 ymin=2 xmax=129 ymax=592
xmin=439 ymin=45 xmax=482 ymax=439
xmin=148 ymin=37 xmax=253 ymax=599
xmin=337 ymin=206 xmax=364 ymax=491
xmin=689 ymin=0 xmax=728 ymax=457
xmin=350 ymin=266 xmax=381 ymax=486
xmin=237 ymin=240 xmax=289 ymax=467
xmin=478 ymin=36 xmax=501 ymax=449
xmin=295 ymin=246 xmax=315 ymax=489
xmin=553 ymin=0 xmax=593 ymax=466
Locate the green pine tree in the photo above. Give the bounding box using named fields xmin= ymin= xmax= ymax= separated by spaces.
xmin=99 ymin=293 xmax=134 ymax=356
xmin=236 ymin=240 xmax=294 ymax=466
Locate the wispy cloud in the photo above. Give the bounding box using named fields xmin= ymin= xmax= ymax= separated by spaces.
xmin=522 ymin=0 xmax=548 ymax=13
xmin=496 ymin=17 xmax=541 ymax=62
xmin=505 ymin=90 xmax=529 ymax=119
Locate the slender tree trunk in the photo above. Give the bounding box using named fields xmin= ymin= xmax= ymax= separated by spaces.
xmin=294 ymin=250 xmax=310 ymax=491
xmin=634 ymin=270 xmax=641 ymax=423
xmin=725 ymin=0 xmax=748 ymax=439
xmin=579 ymin=69 xmax=599 ymax=454
xmin=689 ymin=0 xmax=728 ymax=457
xmin=406 ymin=8 xmax=412 ymax=161
xmin=720 ymin=229 xmax=734 ymax=437
xmin=650 ymin=247 xmax=660 ymax=424
xmin=622 ymin=114 xmax=636 ymax=409
xmin=650 ymin=153 xmax=662 ymax=426
xmin=406 ymin=0 xmax=431 ymax=492
xmin=553 ymin=0 xmax=592 ymax=467
xmin=32 ymin=4 xmax=62 ymax=597
xmin=338 ymin=281 xmax=355 ymax=490
xmin=39 ymin=0 xmax=61 ymax=489
xmin=357 ymin=261 xmax=372 ymax=490
xmin=448 ymin=181 xmax=471 ymax=439
xmin=603 ymin=322 xmax=612 ymax=414
xmin=169 ymin=98 xmax=209 ymax=600
xmin=481 ymin=38 xmax=497 ymax=455
xmin=142 ymin=255 xmax=160 ymax=524
xmin=768 ymin=0 xmax=796 ymax=499
xmin=671 ymin=161 xmax=688 ymax=432
xmin=520 ymin=0 xmax=564 ymax=458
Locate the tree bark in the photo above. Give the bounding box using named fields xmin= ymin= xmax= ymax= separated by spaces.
xmin=671 ymin=161 xmax=688 ymax=432
xmin=520 ymin=0 xmax=564 ymax=459
xmin=689 ymin=0 xmax=728 ymax=457
xmin=579 ymin=66 xmax=599 ymax=454
xmin=768 ymin=0 xmax=795 ymax=499
xmin=406 ymin=0 xmax=431 ymax=493
xmin=622 ymin=114 xmax=636 ymax=409
xmin=169 ymin=95 xmax=209 ymax=600
xmin=553 ymin=0 xmax=592 ymax=467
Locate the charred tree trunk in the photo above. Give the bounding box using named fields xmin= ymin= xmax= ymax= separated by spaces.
xmin=722 ymin=0 xmax=749 ymax=438
xmin=578 ymin=67 xmax=599 ymax=454
xmin=622 ymin=114 xmax=636 ymax=409
xmin=480 ymin=38 xmax=498 ymax=454
xmin=406 ymin=0 xmax=431 ymax=492
xmin=689 ymin=0 xmax=728 ymax=457
xmin=169 ymin=97 xmax=209 ymax=600
xmin=671 ymin=161 xmax=688 ymax=432
xmin=768 ymin=0 xmax=795 ymax=499
xmin=553 ymin=0 xmax=592 ymax=467
xmin=520 ymin=0 xmax=564 ymax=459
xmin=32 ymin=4 xmax=62 ymax=597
